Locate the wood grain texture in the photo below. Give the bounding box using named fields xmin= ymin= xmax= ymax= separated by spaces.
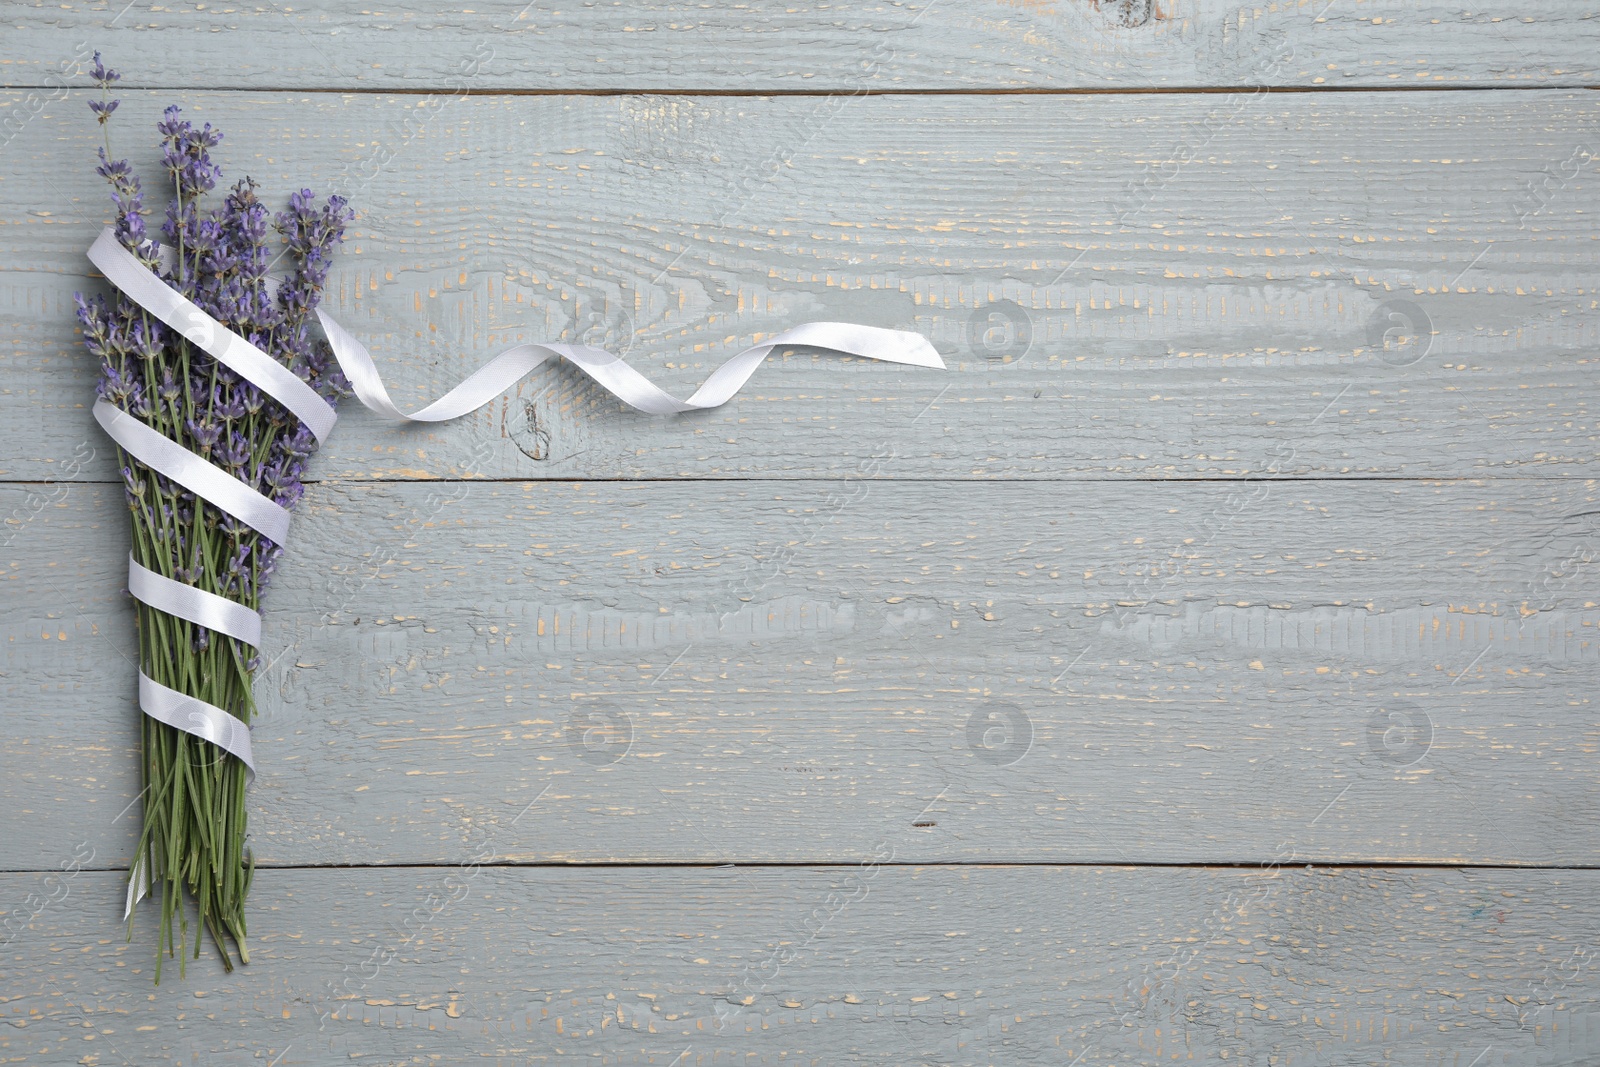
xmin=4 ymin=865 xmax=1599 ymax=1065
xmin=5 ymin=0 xmax=1599 ymax=91
xmin=7 ymin=478 xmax=1599 ymax=869
xmin=5 ymin=90 xmax=1598 ymax=483
xmin=4 ymin=12 xmax=1599 ymax=1065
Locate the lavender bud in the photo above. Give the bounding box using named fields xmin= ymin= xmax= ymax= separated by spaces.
xmin=271 ymin=481 xmax=305 ymax=509
xmin=238 ymin=380 xmax=264 ymax=415
xmin=121 ymin=466 xmax=145 ymax=497
xmin=280 ymin=424 xmax=316 ymax=461
xmin=216 ymin=431 xmax=251 ymax=473
xmin=184 ymin=416 xmax=223 ymax=455
xmin=89 ymin=52 xmax=121 ymax=88
xmin=212 ymin=382 xmax=247 ymax=421
xmin=128 ymin=381 xmax=152 ymax=417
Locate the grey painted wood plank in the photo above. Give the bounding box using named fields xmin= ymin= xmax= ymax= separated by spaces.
xmin=6 ymin=478 xmax=1599 ymax=869
xmin=5 ymin=1 xmax=1599 ymax=91
xmin=3 ymin=865 xmax=1598 ymax=1065
xmin=5 ymin=90 xmax=1597 ymax=483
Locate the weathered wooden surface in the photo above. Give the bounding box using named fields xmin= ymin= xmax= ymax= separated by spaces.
xmin=5 ymin=1 xmax=1599 ymax=91
xmin=7 ymin=479 xmax=1599 ymax=869
xmin=5 ymin=6 xmax=1599 ymax=1064
xmin=5 ymin=89 xmax=1599 ymax=482
xmin=4 ymin=866 xmax=1599 ymax=1065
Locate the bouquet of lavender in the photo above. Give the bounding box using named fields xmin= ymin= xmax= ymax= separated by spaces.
xmin=76 ymin=56 xmax=352 ymax=976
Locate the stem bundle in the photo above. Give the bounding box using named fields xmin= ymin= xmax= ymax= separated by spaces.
xmin=78 ymin=54 xmax=352 ymax=978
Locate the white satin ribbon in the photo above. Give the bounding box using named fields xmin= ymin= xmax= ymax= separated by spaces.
xmin=138 ymin=673 xmax=256 ymax=776
xmin=88 ymin=224 xmax=944 ymax=859
xmin=127 ymin=555 xmax=262 ymax=648
xmin=317 ymin=311 xmax=944 ymax=420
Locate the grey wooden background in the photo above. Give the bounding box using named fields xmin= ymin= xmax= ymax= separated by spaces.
xmin=3 ymin=1 xmax=1600 ymax=1064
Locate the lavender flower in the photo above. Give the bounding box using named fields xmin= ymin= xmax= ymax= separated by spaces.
xmin=78 ymin=66 xmax=356 ymax=979
xmin=89 ymin=52 xmax=120 ymax=88
xmin=157 ymin=106 xmax=224 ymax=295
xmin=274 ymin=188 xmax=355 ymax=401
xmin=222 ymin=179 xmax=278 ymax=330
xmin=89 ymin=52 xmax=119 ymax=125
xmin=88 ymin=55 xmax=156 ymax=270
xmin=96 ymin=154 xmax=147 ymax=250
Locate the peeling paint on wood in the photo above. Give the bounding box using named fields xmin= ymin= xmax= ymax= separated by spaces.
xmin=3 ymin=9 xmax=1597 ymax=1064
xmin=5 ymin=480 xmax=1598 ymax=869
xmin=4 ymin=91 xmax=1596 ymax=482
xmin=3 ymin=1 xmax=1596 ymax=91
xmin=3 ymin=866 xmax=1599 ymax=1064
